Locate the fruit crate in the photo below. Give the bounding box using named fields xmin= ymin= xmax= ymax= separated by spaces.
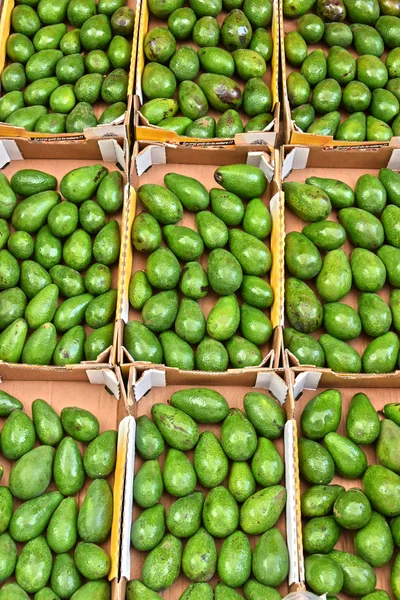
xmin=0 ymin=364 xmax=131 ymax=599
xmin=0 ymin=0 xmax=139 ymax=142
xmin=116 ymin=143 xmax=285 ymax=378
xmin=133 ymin=0 xmax=280 ymax=146
xmin=288 ymin=367 xmax=400 ymax=597
xmin=0 ymin=137 xmax=128 ymax=377
xmin=117 ymin=364 xmax=302 ymax=598
xmin=279 ymin=0 xmax=400 ymax=147
xmin=281 ymin=144 xmax=400 ymax=377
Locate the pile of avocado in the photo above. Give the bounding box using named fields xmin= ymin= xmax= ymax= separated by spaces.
xmin=124 ymin=164 xmax=274 ymax=371
xmin=299 ymin=389 xmax=400 ymax=598
xmin=128 ymin=388 xmax=288 ymax=599
xmin=140 ymin=0 xmax=274 ymax=138
xmin=283 ymin=0 xmax=400 ymax=141
xmin=0 ymin=390 xmax=117 ymax=599
xmin=0 ymin=0 xmax=134 ymax=134
xmin=0 ymin=164 xmax=122 ymax=366
xmin=283 ymin=168 xmax=400 ymax=373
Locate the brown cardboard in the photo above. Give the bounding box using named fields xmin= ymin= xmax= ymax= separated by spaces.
xmin=134 ymin=0 xmax=280 ymax=147
xmin=281 ymin=144 xmax=400 ymax=377
xmin=0 ymin=0 xmax=139 ymax=142
xmin=291 ymin=368 xmax=400 ymax=596
xmin=117 ymin=142 xmax=285 ymax=376
xmin=0 ymin=137 xmax=128 ymax=375
xmin=279 ymin=4 xmax=400 ymax=147
xmin=0 ymin=364 xmax=129 ymax=599
xmin=120 ymin=364 xmax=303 ymax=596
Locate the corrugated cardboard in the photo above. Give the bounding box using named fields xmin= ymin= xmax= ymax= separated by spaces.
xmin=134 ymin=0 xmax=280 ymax=147
xmin=290 ymin=367 xmax=400 ymax=595
xmin=0 ymin=137 xmax=129 ymax=377
xmin=117 ymin=364 xmax=304 ymax=597
xmin=279 ymin=4 xmax=400 ymax=147
xmin=0 ymin=364 xmax=131 ymax=599
xmin=0 ymin=0 xmax=139 ymax=143
xmin=280 ymin=144 xmax=400 ymax=378
xmin=117 ymin=142 xmax=285 ymax=378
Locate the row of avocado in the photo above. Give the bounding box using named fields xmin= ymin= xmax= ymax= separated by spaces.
xmin=283 ymin=167 xmax=400 ymax=373
xmin=138 ymin=0 xmax=275 ymax=139
xmin=127 ymin=387 xmax=288 ymax=599
xmin=282 ymin=0 xmax=400 ymax=141
xmin=0 ymin=0 xmax=135 ymax=134
xmin=124 ymin=162 xmax=275 ymax=371
xmin=298 ymin=387 xmax=400 ymax=598
xmin=0 ymin=389 xmax=117 ymax=599
xmin=0 ymin=163 xmax=122 ymax=366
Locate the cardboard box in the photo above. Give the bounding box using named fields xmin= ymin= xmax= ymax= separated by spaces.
xmin=117 ymin=364 xmax=304 ymax=596
xmin=0 ymin=0 xmax=140 ymax=143
xmin=289 ymin=367 xmax=400 ymax=594
xmin=116 ymin=142 xmax=285 ymax=377
xmin=134 ymin=0 xmax=280 ymax=147
xmin=281 ymin=144 xmax=400 ymax=377
xmin=0 ymin=364 xmax=132 ymax=599
xmin=279 ymin=5 xmax=400 ymax=147
xmin=0 ymin=137 xmax=128 ymax=377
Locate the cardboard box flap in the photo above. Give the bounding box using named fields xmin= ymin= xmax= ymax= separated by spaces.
xmin=293 ymin=371 xmax=322 ymax=400
xmin=86 ymin=368 xmax=121 ymax=399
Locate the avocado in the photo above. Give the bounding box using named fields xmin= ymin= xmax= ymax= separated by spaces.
xmin=143 ymin=535 xmax=182 ymax=591
xmin=202 ymin=487 xmax=239 ymax=537
xmin=194 ymin=431 xmax=228 ymax=487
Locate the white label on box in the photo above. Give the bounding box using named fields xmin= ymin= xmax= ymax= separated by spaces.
xmin=285 ymin=419 xmax=300 ymax=585
xmin=119 ymin=416 xmax=136 ymax=580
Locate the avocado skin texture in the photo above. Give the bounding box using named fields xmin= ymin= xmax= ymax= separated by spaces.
xmin=307 ymin=111 xmax=341 ymax=136
xmin=283 ymin=0 xmax=316 ymax=17
xmin=329 ymin=550 xmax=376 ymax=596
xmin=9 ymin=445 xmax=55 ymax=500
xmin=47 ymin=497 xmax=78 ymax=554
xmin=339 ymin=207 xmax=384 ymax=250
xmin=77 ymin=479 xmax=112 ymax=543
xmin=323 ymin=302 xmax=361 ymax=341
xmin=284 ymin=328 xmax=325 ymax=367
xmin=333 ymin=487 xmax=371 ymax=529
xmin=287 ymin=72 xmax=311 ymax=107
xmin=285 ymin=231 xmax=322 ymax=280
xmin=152 ymin=403 xmax=199 ymax=450
xmin=163 ymin=448 xmax=197 ymax=497
xmin=54 ymin=436 xmax=85 ymax=495
xmin=355 ymin=510 xmax=394 ymax=567
xmin=286 ymin=277 xmax=323 ymax=333
xmin=1 ymin=409 xmax=35 ymax=460
xmin=202 ymin=486 xmax=239 ymax=537
xmin=346 ymin=392 xmax=380 ymax=444
xmin=61 ymin=406 xmax=99 ymax=442
xmin=377 ymin=419 xmax=400 ymax=475
xmin=252 ymin=528 xmax=288 ymax=587
xmin=364 ymin=464 xmax=400 ymax=516
xmin=215 ymin=164 xmax=267 ymax=199
xmin=359 ymin=292 xmax=392 ymax=337
xmin=15 ymin=535 xmax=52 ymax=594
xmin=218 ymin=531 xmax=251 ymax=587
xmin=362 ymin=331 xmax=400 ymax=373
xmin=131 ymin=504 xmax=165 ymax=551
xmin=0 ymin=533 xmax=17 ymax=584
xmin=303 ymin=516 xmax=340 ymax=553
xmin=305 ymin=554 xmax=344 ymax=595
xmin=166 ymin=492 xmax=203 ymax=538
xmin=197 ymin=73 xmax=242 ymax=113
xmin=301 ymin=484 xmax=345 ymax=517
xmin=325 ymin=431 xmax=368 ymax=477
xmin=351 ymin=248 xmax=386 ymax=292
xmin=292 ymin=104 xmax=315 ymax=131
xmin=301 ymin=389 xmax=342 ymax=440
xmin=298 ymin=438 xmax=334 ymax=484
xmin=328 ymin=47 xmax=356 ymax=86
xmin=321 ymin=334 xmax=362 ymax=372
xmin=303 ymin=221 xmax=346 ymax=251
xmin=316 ymin=249 xmax=352 ymax=302
xmin=143 ymin=534 xmax=182 ymax=591
xmin=283 ymin=181 xmax=331 ymax=222
xmin=9 ymin=491 xmax=63 ymax=542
